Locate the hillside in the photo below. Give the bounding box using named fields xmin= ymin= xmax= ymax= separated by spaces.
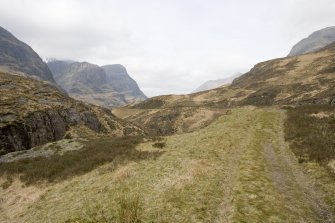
xmin=0 ymin=70 xmax=143 ymax=155
xmin=0 ymin=26 xmax=55 ymax=84
xmin=47 ymin=60 xmax=146 ymax=108
xmin=2 ymin=107 xmax=334 ymax=222
xmin=131 ymin=42 xmax=335 ymax=110
xmin=288 ymin=26 xmax=335 ymax=56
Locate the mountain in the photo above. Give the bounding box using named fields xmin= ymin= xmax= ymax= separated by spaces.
xmin=192 ymin=72 xmax=242 ymax=93
xmin=131 ymin=42 xmax=335 ymax=110
xmin=0 ymin=69 xmax=143 ymax=155
xmin=47 ymin=60 xmax=147 ymax=108
xmin=288 ymin=26 xmax=335 ymax=56
xmin=102 ymin=64 xmax=147 ymax=101
xmin=0 ymin=26 xmax=55 ymax=83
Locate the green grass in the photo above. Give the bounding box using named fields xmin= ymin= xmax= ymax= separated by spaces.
xmin=0 ymin=136 xmax=163 ymax=185
xmin=4 ymin=107 xmax=335 ymax=223
xmin=284 ymin=105 xmax=335 ymax=164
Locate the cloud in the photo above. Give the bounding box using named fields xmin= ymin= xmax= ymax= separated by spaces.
xmin=1 ymin=0 xmax=335 ymax=96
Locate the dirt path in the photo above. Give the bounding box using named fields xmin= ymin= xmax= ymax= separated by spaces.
xmin=230 ymin=108 xmax=334 ymax=222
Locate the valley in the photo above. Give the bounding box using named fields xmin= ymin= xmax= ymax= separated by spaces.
xmin=0 ymin=14 xmax=335 ymax=223
xmin=1 ymin=107 xmax=334 ymax=222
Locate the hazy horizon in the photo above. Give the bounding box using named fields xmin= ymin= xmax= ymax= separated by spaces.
xmin=1 ymin=0 xmax=335 ymax=96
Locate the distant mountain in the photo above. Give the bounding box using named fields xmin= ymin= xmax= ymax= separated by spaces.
xmin=0 ymin=26 xmax=55 ymax=83
xmin=47 ymin=60 xmax=147 ymax=108
xmin=288 ymin=26 xmax=335 ymax=56
xmin=0 ymin=69 xmax=143 ymax=154
xmin=193 ymin=72 xmax=242 ymax=93
xmin=102 ymin=64 xmax=147 ymax=101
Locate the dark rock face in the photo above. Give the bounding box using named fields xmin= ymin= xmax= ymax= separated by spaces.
xmin=0 ymin=26 xmax=55 ymax=83
xmin=102 ymin=64 xmax=147 ymax=99
xmin=288 ymin=26 xmax=335 ymax=56
xmin=0 ymin=109 xmax=104 ymax=153
xmin=0 ymin=72 xmax=143 ymax=154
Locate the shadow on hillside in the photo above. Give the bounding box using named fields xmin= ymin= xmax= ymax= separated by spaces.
xmin=0 ymin=136 xmax=164 ymax=186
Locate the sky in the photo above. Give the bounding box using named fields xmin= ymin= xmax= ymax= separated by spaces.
xmin=0 ymin=0 xmax=335 ymax=97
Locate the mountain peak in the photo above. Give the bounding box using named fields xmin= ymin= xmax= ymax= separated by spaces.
xmin=0 ymin=26 xmax=56 ymax=83
xmin=288 ymin=26 xmax=335 ymax=56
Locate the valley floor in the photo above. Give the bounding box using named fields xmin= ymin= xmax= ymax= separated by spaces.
xmin=1 ymin=107 xmax=334 ymax=222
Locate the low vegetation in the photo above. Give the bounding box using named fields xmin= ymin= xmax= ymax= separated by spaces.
xmin=0 ymin=136 xmax=163 ymax=185
xmin=285 ymin=105 xmax=335 ymax=165
xmin=2 ymin=107 xmax=335 ymax=222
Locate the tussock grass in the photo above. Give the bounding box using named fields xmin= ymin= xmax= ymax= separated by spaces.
xmin=0 ymin=136 xmax=163 ymax=185
xmin=285 ymin=105 xmax=335 ymax=164
xmin=152 ymin=142 xmax=166 ymax=149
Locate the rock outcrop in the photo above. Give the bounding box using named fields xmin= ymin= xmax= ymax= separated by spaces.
xmin=0 ymin=71 xmax=143 ymax=154
xmin=0 ymin=26 xmax=55 ymax=83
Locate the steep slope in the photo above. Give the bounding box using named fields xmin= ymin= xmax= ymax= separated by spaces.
xmin=0 ymin=26 xmax=55 ymax=83
xmin=288 ymin=26 xmax=335 ymax=56
xmin=47 ymin=60 xmax=146 ymax=108
xmin=192 ymin=72 xmax=242 ymax=93
xmin=102 ymin=64 xmax=147 ymax=101
xmin=0 ymin=70 xmax=143 ymax=154
xmin=132 ymin=42 xmax=335 ymax=110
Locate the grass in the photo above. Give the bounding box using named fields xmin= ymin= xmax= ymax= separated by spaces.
xmin=4 ymin=107 xmax=335 ymax=222
xmin=11 ymin=107 xmax=256 ymax=223
xmin=152 ymin=142 xmax=166 ymax=149
xmin=284 ymin=105 xmax=335 ymax=164
xmin=0 ymin=136 xmax=163 ymax=185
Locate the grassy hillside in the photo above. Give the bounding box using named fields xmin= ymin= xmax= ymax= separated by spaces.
xmin=132 ymin=43 xmax=335 ymax=109
xmin=2 ymin=107 xmax=334 ymax=222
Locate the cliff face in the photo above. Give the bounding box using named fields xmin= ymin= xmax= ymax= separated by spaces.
xmin=0 ymin=26 xmax=55 ymax=83
xmin=47 ymin=60 xmax=147 ymax=108
xmin=0 ymin=71 xmax=143 ymax=154
xmin=102 ymin=64 xmax=147 ymax=101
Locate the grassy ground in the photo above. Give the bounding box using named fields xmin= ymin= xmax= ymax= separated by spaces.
xmin=1 ymin=107 xmax=334 ymax=222
xmin=285 ymin=105 xmax=335 ymax=164
xmin=0 ymin=137 xmax=163 ymax=185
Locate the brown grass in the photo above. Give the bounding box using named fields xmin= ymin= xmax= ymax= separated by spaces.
xmin=0 ymin=136 xmax=163 ymax=185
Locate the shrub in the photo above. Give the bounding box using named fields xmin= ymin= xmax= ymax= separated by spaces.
xmin=0 ymin=136 xmax=164 ymax=185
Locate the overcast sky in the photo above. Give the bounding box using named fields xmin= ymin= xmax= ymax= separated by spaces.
xmin=1 ymin=0 xmax=334 ymax=96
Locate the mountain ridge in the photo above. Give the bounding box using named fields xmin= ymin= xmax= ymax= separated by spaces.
xmin=0 ymin=26 xmax=56 ymax=84
xmin=47 ymin=60 xmax=147 ymax=108
xmin=192 ymin=72 xmax=242 ymax=93
xmin=288 ymin=26 xmax=335 ymax=56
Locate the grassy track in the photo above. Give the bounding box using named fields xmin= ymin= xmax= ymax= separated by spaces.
xmin=1 ymin=107 xmax=334 ymax=223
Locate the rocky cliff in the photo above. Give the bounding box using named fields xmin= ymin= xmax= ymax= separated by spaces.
xmin=47 ymin=60 xmax=146 ymax=108
xmin=102 ymin=64 xmax=147 ymax=101
xmin=0 ymin=71 xmax=143 ymax=155
xmin=0 ymin=26 xmax=55 ymax=83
